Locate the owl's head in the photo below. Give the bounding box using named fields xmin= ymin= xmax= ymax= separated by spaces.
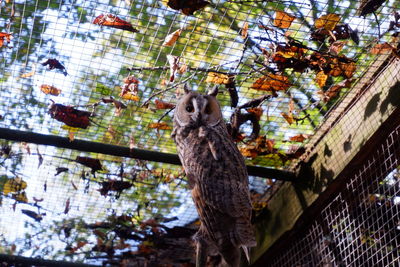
xmin=174 ymin=86 xmax=222 ymax=127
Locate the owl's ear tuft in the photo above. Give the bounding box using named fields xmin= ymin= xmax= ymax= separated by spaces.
xmin=183 ymin=84 xmax=191 ymax=94
xmin=208 ymin=85 xmax=218 ymax=97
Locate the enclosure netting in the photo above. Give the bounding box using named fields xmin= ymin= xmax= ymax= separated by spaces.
xmin=264 ymin=123 xmax=400 ymax=267
xmin=0 ymin=0 xmax=399 ymax=265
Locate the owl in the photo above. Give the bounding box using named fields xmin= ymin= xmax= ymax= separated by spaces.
xmin=172 ymin=86 xmax=256 ymax=266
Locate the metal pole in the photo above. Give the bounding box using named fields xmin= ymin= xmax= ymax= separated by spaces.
xmin=0 ymin=127 xmax=295 ymax=181
xmin=0 ymin=254 xmax=99 ymax=267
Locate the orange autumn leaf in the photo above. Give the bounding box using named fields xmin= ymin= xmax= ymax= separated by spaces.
xmin=319 ymin=79 xmax=354 ymax=102
xmin=315 ymin=14 xmax=341 ymax=31
xmin=205 ymin=72 xmax=230 ymax=84
xmin=162 ymin=29 xmax=182 ymax=46
xmin=155 ymin=99 xmax=176 ymax=109
xmin=338 ymin=60 xmax=356 ymax=79
xmin=289 ymin=134 xmax=309 ymax=142
xmin=120 ymin=75 xmax=139 ymax=101
xmin=370 ymin=42 xmax=395 ymax=54
xmin=241 ymin=21 xmax=249 ymax=39
xmin=329 ymin=41 xmax=346 ymax=55
xmin=281 ymin=112 xmax=294 ymax=125
xmin=93 ymin=14 xmax=138 ymax=33
xmin=120 ymin=92 xmax=139 ymax=101
xmin=0 ymin=32 xmax=13 ymax=48
xmin=40 ymin=85 xmax=61 ymax=96
xmin=20 ymin=64 xmax=36 ymax=78
xmin=252 ymin=74 xmax=291 ymax=92
xmin=239 ymin=147 xmax=259 ymax=158
xmin=315 ymin=71 xmax=328 ymax=88
xmin=274 ymin=11 xmax=295 ymax=29
xmin=148 ymin=122 xmax=172 ymax=130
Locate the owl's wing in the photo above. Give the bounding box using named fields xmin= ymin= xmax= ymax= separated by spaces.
xmin=198 ymin=176 xmax=252 ymax=218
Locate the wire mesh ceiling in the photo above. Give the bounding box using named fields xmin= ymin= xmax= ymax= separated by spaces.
xmin=0 ymin=0 xmax=399 ymax=265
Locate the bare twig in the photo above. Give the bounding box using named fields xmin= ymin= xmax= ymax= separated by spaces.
xmin=141 ymin=74 xmax=195 ymax=107
xmin=127 ymin=66 xmax=250 ymax=76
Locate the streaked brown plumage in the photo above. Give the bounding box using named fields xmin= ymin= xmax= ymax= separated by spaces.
xmin=172 ymin=86 xmax=256 ymax=266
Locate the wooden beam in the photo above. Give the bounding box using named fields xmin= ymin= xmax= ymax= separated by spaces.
xmin=0 ymin=127 xmax=295 ymax=181
xmin=251 ymin=55 xmax=400 ymax=263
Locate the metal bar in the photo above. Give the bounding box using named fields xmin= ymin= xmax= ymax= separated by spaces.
xmin=0 ymin=253 xmax=98 ymax=267
xmin=0 ymin=127 xmax=295 ymax=181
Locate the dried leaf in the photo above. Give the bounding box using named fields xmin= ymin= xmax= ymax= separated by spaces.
xmin=20 ymin=64 xmax=36 ymax=78
xmin=289 ymin=134 xmax=309 ymax=142
xmin=120 ymin=76 xmax=139 ymax=101
xmin=163 ymin=29 xmax=182 ymax=46
xmin=239 ymin=136 xmax=275 ymax=158
xmin=155 ymin=99 xmax=176 ymax=109
xmin=42 ymin=59 xmax=67 ymax=76
xmin=167 ymin=55 xmax=180 ymax=82
xmin=315 ymin=71 xmax=328 ymax=88
xmin=251 ymin=74 xmax=291 ymax=92
xmin=64 ymin=198 xmax=71 ymax=214
xmin=48 ymin=103 xmax=91 ymax=129
xmin=148 ymin=122 xmax=172 ymax=130
xmin=93 ymin=14 xmax=138 ymax=33
xmin=315 ymin=14 xmax=341 ymax=31
xmin=68 ymin=131 xmax=75 ymax=142
xmin=320 ymin=79 xmax=354 ymax=102
xmin=120 ymin=92 xmax=140 ymax=101
xmin=205 ymin=72 xmax=230 ymax=84
xmin=21 ymin=209 xmax=43 ymax=222
xmin=166 ymin=0 xmax=210 ymax=16
xmin=98 ymin=180 xmax=133 ymax=196
xmin=241 ymin=21 xmax=249 ymax=39
xmin=40 ymin=85 xmax=61 ymax=96
xmin=102 ymin=97 xmax=127 ymax=116
xmin=370 ymin=42 xmax=395 ymax=54
xmin=3 ymin=178 xmax=27 ymax=195
xmin=273 ymin=11 xmax=295 ymax=29
xmin=239 ymin=147 xmax=259 ymax=158
xmin=357 ymin=0 xmax=386 ymax=16
xmin=55 ymin=167 xmax=69 ymax=176
xmin=281 ymin=112 xmax=294 ymax=125
xmin=329 ymin=41 xmax=346 ymax=55
xmin=76 ymin=156 xmax=103 ymax=173
xmin=0 ymin=32 xmax=13 ymax=48
xmin=36 ymin=147 xmax=43 ymax=168
xmin=178 ymin=62 xmax=188 ymax=74
xmin=338 ymin=60 xmax=356 ymax=79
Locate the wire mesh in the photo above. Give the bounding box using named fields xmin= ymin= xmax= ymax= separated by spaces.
xmin=265 ymin=124 xmax=400 ymax=267
xmin=0 ymin=0 xmax=399 ymax=265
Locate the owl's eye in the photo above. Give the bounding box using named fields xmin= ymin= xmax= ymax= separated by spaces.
xmin=186 ymin=105 xmax=194 ymax=112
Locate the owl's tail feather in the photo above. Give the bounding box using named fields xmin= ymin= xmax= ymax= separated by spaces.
xmin=242 ymin=245 xmax=250 ymax=263
xmin=196 ymin=238 xmax=207 ymax=267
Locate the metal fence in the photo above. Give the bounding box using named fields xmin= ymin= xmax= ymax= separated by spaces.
xmin=265 ymin=125 xmax=400 ymax=267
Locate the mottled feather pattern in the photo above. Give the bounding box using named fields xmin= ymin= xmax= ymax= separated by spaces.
xmin=172 ymin=90 xmax=256 ymax=266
